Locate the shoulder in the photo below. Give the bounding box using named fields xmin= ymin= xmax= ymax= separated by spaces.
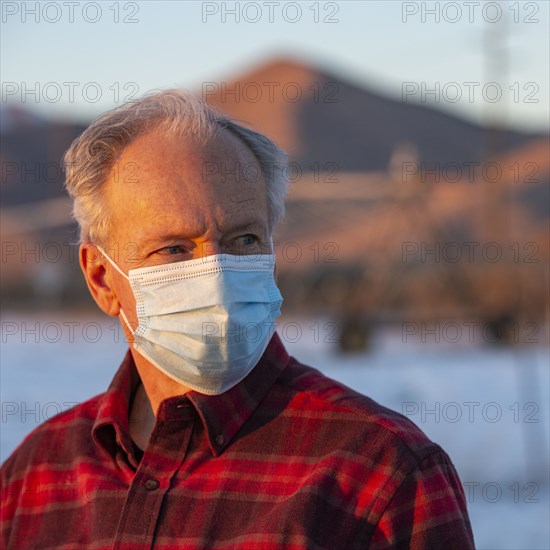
xmin=272 ymin=357 xmax=474 ymax=543
xmin=275 ymin=356 xmax=442 ymax=464
xmin=1 ymin=392 xmax=103 ymax=480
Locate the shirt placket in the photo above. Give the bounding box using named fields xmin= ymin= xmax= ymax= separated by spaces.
xmin=112 ymin=399 xmax=195 ymax=550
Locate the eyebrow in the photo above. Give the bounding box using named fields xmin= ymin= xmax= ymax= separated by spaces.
xmin=140 ymin=220 xmax=266 ymax=248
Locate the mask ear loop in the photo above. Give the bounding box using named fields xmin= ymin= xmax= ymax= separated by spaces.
xmin=118 ymin=308 xmax=136 ymax=337
xmin=95 ymin=245 xmax=136 ymax=336
xmin=95 ymin=245 xmax=130 ymax=280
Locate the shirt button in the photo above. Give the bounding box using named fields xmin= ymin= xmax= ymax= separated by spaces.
xmin=215 ymin=434 xmax=225 ymax=446
xmin=144 ymin=479 xmax=159 ymax=491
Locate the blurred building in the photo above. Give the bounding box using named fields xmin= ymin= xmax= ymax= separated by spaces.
xmin=2 ymin=58 xmax=548 ymax=348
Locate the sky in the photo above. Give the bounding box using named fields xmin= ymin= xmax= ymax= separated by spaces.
xmin=1 ymin=0 xmax=549 ymax=131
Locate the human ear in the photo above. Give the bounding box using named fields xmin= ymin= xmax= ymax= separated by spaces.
xmin=79 ymin=243 xmax=121 ymax=317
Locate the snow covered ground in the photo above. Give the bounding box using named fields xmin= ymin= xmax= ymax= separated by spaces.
xmin=1 ymin=313 xmax=549 ymax=549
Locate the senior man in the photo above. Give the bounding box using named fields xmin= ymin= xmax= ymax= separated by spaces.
xmin=1 ymin=90 xmax=475 ymax=549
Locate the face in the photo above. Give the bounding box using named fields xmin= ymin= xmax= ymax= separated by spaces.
xmin=81 ymin=126 xmax=271 ymax=331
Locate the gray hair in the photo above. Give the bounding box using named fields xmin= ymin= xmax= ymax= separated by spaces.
xmin=63 ymin=89 xmax=289 ymax=245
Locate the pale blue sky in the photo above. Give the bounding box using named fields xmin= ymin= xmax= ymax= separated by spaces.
xmin=2 ymin=0 xmax=549 ymax=131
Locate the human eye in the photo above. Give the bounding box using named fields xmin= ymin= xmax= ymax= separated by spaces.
xmin=157 ymin=245 xmax=189 ymax=257
xmin=227 ymin=234 xmax=260 ymax=255
xmin=237 ymin=234 xmax=258 ymax=246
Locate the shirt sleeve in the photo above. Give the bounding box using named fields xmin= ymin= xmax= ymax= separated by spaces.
xmin=369 ymin=450 xmax=476 ymax=549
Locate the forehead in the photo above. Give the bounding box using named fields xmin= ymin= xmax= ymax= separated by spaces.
xmin=104 ymin=127 xmax=268 ymax=244
xmin=118 ymin=126 xmax=258 ymax=173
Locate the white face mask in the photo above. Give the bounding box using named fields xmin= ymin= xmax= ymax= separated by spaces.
xmin=97 ymin=246 xmax=283 ymax=395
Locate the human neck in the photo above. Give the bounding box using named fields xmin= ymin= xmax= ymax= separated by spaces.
xmin=129 ymin=350 xmax=192 ymax=450
xmin=129 ymin=383 xmax=155 ymax=450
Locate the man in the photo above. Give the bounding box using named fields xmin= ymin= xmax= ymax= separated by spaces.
xmin=1 ymin=90 xmax=475 ymax=549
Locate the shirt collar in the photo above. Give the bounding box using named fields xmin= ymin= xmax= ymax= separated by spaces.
xmin=92 ymin=348 xmax=142 ymax=466
xmin=92 ymin=332 xmax=291 ymax=463
xmin=187 ymin=332 xmax=290 ymax=456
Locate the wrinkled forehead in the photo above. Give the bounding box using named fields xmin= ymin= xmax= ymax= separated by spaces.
xmin=103 ymin=127 xmax=269 ymax=243
xmin=113 ymin=126 xmax=263 ymax=183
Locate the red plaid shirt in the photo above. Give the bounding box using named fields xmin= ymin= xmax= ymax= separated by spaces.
xmin=1 ymin=333 xmax=474 ymax=549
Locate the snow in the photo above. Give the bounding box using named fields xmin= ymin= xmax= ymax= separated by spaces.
xmin=1 ymin=313 xmax=549 ymax=549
